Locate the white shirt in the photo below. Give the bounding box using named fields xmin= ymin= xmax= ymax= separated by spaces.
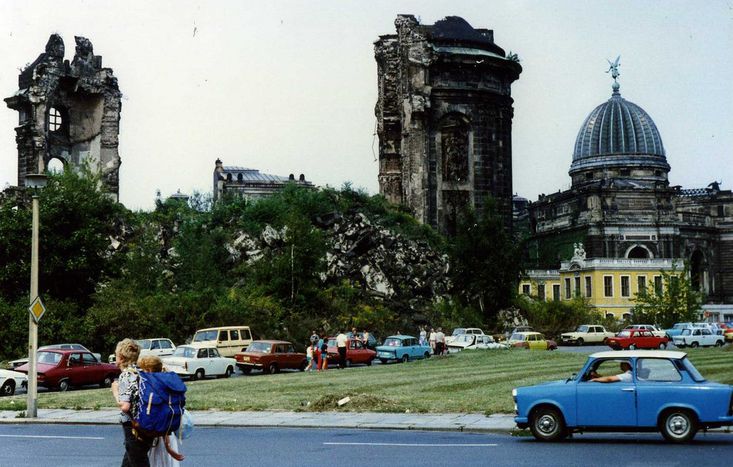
xmin=336 ymin=333 xmax=348 ymax=347
xmin=436 ymin=332 xmax=445 ymax=343
xmin=429 ymin=332 xmax=437 ymax=342
xmin=617 ymin=370 xmax=632 ymax=383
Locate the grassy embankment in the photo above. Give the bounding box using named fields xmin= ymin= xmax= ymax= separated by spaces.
xmin=1 ymin=348 xmax=731 ymax=414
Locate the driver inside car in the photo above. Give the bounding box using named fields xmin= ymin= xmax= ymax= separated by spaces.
xmin=590 ymin=361 xmax=632 ymax=383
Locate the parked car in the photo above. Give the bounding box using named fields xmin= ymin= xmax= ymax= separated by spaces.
xmin=163 ymin=345 xmax=236 ymax=380
xmin=505 ymin=325 xmax=534 ymax=339
xmin=190 ymin=326 xmax=253 ymax=357
xmin=725 ymin=327 xmax=733 ymax=343
xmin=14 ymin=349 xmax=119 ymax=392
xmin=9 ymin=343 xmax=101 ymax=369
xmin=606 ymin=329 xmax=669 ymax=350
xmin=375 ymin=336 xmax=432 ymax=363
xmin=513 ymin=350 xmax=733 ymax=442
xmin=108 ymin=338 xmax=176 ymax=363
xmin=346 ymin=332 xmax=378 ymax=350
xmin=664 ymin=322 xmax=693 ymax=338
xmin=0 ymin=369 xmax=27 ymax=396
xmin=508 ymin=331 xmax=557 ymax=350
xmin=560 ymin=325 xmax=614 ymax=346
xmin=672 ymin=328 xmax=725 ymax=348
xmin=326 ymin=337 xmax=376 ymax=366
xmin=447 ymin=334 xmax=509 ymax=352
xmin=446 ymin=327 xmax=485 ymax=345
xmin=233 ymin=340 xmax=307 ymax=374
xmin=623 ymin=324 xmax=667 ymax=338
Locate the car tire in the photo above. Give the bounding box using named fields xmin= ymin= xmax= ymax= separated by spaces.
xmin=101 ymin=374 xmax=114 ymax=388
xmin=424 ymin=352 xmax=431 ymax=359
xmin=658 ymin=342 xmax=667 ymax=350
xmin=629 ymin=344 xmax=636 ymax=350
xmin=1 ymin=380 xmax=15 ymax=397
xmin=366 ymin=359 xmax=372 ymax=366
xmin=576 ymin=338 xmax=584 ymax=346
xmin=241 ymin=367 xmax=252 ymax=375
xmin=58 ymin=379 xmax=70 ymax=392
xmin=299 ymin=361 xmax=307 ymax=371
xmin=224 ymin=366 xmax=234 ymax=378
xmin=401 ymin=354 xmax=409 ymax=363
xmin=379 ymin=358 xmax=387 ymax=364
xmin=530 ymin=406 xmax=567 ymax=442
xmin=690 ymin=341 xmax=699 ymax=348
xmin=193 ymin=369 xmax=205 ymax=381
xmin=660 ymin=409 xmax=697 ymax=443
xmin=715 ymin=340 xmax=724 ymax=347
xmin=268 ymin=363 xmax=279 ymax=374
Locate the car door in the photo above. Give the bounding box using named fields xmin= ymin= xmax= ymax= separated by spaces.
xmin=699 ymin=329 xmax=714 ymax=346
xmin=66 ymin=353 xmax=85 ymax=386
xmin=285 ymin=344 xmax=299 ymax=368
xmin=208 ymin=348 xmax=225 ymax=375
xmin=529 ymin=334 xmax=543 ymax=350
xmin=634 ymin=357 xmax=685 ymax=427
xmin=158 ymin=339 xmax=175 ymax=357
xmin=576 ymin=358 xmax=637 ymax=426
xmin=81 ymin=352 xmax=101 ymax=385
xmin=196 ymin=348 xmax=210 ymax=375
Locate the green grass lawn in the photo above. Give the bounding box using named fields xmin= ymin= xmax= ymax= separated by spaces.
xmin=2 ymin=348 xmax=731 ymax=414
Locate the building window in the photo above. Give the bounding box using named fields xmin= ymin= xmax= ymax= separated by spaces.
xmin=621 ymin=276 xmax=630 ymax=297
xmin=637 ymin=276 xmax=647 ymax=296
xmin=604 ymin=276 xmax=613 ymax=297
xmin=574 ymin=277 xmax=581 ymax=297
xmin=237 ymin=173 xmax=243 ymax=182
xmin=537 ymin=284 xmax=545 ymax=301
xmin=522 ymin=284 xmax=530 ymax=295
xmin=654 ymin=275 xmax=663 ymax=296
xmin=585 ymin=276 xmax=592 ymax=298
xmin=564 ymin=278 xmax=571 ymax=299
xmin=48 ymin=107 xmax=62 ymax=132
xmin=552 ymin=284 xmax=560 ymax=301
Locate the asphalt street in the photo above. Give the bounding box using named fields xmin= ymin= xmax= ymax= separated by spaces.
xmin=0 ymin=424 xmax=730 ymax=467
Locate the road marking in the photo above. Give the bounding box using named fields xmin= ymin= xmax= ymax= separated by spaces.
xmin=324 ymin=442 xmax=497 ymax=447
xmin=0 ymin=434 xmax=105 ymax=440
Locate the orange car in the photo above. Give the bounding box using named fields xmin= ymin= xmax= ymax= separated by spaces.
xmin=234 ymin=340 xmax=307 ymax=374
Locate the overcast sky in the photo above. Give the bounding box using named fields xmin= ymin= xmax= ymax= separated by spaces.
xmin=1 ymin=0 xmax=731 ymax=211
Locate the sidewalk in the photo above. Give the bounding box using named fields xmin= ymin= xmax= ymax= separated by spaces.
xmin=0 ymin=409 xmax=516 ymax=433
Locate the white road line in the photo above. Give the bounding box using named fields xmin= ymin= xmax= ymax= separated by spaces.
xmin=324 ymin=442 xmax=497 ymax=447
xmin=0 ymin=434 xmax=105 ymax=440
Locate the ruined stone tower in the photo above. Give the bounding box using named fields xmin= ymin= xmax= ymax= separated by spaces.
xmin=5 ymin=34 xmax=122 ymax=199
xmin=375 ymin=15 xmax=521 ymax=235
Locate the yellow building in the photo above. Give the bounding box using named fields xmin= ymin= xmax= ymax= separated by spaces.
xmin=519 ymin=243 xmax=680 ymax=319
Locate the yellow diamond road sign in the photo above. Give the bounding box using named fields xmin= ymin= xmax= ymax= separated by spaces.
xmin=29 ymin=296 xmax=46 ymax=323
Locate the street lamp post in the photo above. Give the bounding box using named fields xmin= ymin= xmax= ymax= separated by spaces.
xmin=25 ymin=173 xmax=47 ymax=418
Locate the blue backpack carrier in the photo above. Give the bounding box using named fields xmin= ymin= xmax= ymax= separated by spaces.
xmin=133 ymin=371 xmax=187 ymax=438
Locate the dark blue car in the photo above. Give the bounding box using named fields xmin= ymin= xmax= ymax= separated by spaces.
xmin=375 ymin=335 xmax=431 ymax=363
xmin=514 ymin=350 xmax=733 ymax=443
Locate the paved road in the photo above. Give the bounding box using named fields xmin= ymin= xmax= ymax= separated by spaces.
xmin=0 ymin=424 xmax=730 ymax=467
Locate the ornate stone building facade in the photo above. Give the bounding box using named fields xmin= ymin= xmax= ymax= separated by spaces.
xmin=374 ymin=15 xmax=521 ymax=234
xmin=5 ymin=34 xmax=122 ymax=199
xmin=524 ymin=65 xmax=733 ymax=308
xmin=213 ymin=159 xmax=313 ymax=202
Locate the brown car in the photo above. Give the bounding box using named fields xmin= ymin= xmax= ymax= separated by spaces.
xmin=14 ymin=349 xmax=120 ymax=392
xmin=234 ymin=340 xmax=307 ymax=374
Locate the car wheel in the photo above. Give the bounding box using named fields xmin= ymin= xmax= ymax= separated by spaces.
xmin=58 ymin=379 xmax=70 ymax=392
xmin=424 ymin=352 xmax=431 ymax=359
xmin=1 ymin=380 xmax=15 ymax=397
xmin=241 ymin=367 xmax=252 ymax=375
xmin=629 ymin=344 xmax=636 ymax=350
xmin=530 ymin=406 xmax=567 ymax=442
xmin=379 ymin=358 xmax=387 ymax=364
xmin=660 ymin=409 xmax=697 ymax=443
xmin=101 ymin=375 xmax=114 ymax=388
xmin=690 ymin=341 xmax=699 ymax=348
xmin=715 ymin=340 xmax=724 ymax=347
xmin=401 ymin=354 xmax=409 ymax=363
xmin=345 ymin=359 xmax=352 ymax=368
xmin=268 ymin=363 xmax=279 ymax=374
xmin=576 ymin=338 xmax=584 ymax=346
xmin=224 ymin=366 xmax=234 ymax=378
xmin=193 ymin=369 xmax=205 ymax=381
xmin=366 ymin=359 xmax=372 ymax=366
xmin=299 ymin=361 xmax=307 ymax=371
xmin=658 ymin=342 xmax=667 ymax=350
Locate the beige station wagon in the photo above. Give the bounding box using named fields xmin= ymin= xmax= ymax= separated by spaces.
xmin=191 ymin=326 xmax=253 ymax=357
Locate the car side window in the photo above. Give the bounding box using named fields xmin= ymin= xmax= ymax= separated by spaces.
xmin=210 ymin=348 xmax=221 ymax=358
xmin=197 ymin=349 xmax=208 ymax=358
xmin=219 ymin=330 xmax=229 ymax=341
xmin=161 ymin=340 xmax=173 ymax=349
xmin=701 ymin=329 xmax=711 ymax=336
xmin=287 ymin=345 xmax=295 ymax=353
xmin=241 ymin=329 xmax=252 ymax=340
xmin=230 ymin=330 xmax=240 ymax=341
xmin=82 ymin=353 xmax=97 ymax=364
xmin=150 ymin=340 xmax=160 ymax=350
xmin=637 ymin=358 xmax=681 ymax=382
xmin=69 ymin=353 xmax=81 ymax=365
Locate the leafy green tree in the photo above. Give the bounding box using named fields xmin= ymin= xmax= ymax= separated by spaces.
xmin=630 ymin=262 xmax=704 ymax=328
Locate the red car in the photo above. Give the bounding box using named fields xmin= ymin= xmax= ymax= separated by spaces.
xmin=606 ymin=329 xmax=670 ymax=350
xmin=14 ymin=349 xmax=120 ymax=392
xmin=234 ymin=340 xmax=307 ymax=374
xmin=326 ymin=337 xmax=376 ymax=366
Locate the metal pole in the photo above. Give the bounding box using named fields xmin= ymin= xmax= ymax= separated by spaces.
xmin=27 ymin=194 xmax=40 ymax=418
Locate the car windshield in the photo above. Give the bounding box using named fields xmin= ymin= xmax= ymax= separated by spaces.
xmin=509 ymin=333 xmax=523 ymax=341
xmin=680 ymin=329 xmax=692 ymax=336
xmin=576 ymin=325 xmax=589 ymax=332
xmin=383 ymin=338 xmax=402 ymax=347
xmin=193 ymin=330 xmax=218 ymax=342
xmin=673 ymin=324 xmax=687 ymax=329
xmin=171 ymin=346 xmax=196 ymax=358
xmin=452 ymin=328 xmax=465 ymax=336
xmin=37 ymin=351 xmax=62 ymax=365
xmin=681 ymin=357 xmax=705 ymax=382
xmin=246 ymin=342 xmax=271 ymax=353
xmin=136 ymin=339 xmax=151 ymax=350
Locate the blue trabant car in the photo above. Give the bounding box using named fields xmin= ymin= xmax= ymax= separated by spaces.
xmin=375 ymin=335 xmax=432 ymax=363
xmin=513 ymin=350 xmax=733 ymax=443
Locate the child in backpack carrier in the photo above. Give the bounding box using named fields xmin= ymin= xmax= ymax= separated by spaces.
xmin=138 ymin=355 xmax=185 ymax=465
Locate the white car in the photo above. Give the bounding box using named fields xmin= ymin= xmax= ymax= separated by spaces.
xmin=108 ymin=338 xmax=176 ymax=363
xmin=447 ymin=334 xmax=508 ymax=352
xmin=560 ymin=325 xmax=615 ymax=345
xmin=446 ymin=328 xmax=485 ymax=345
xmin=624 ymin=324 xmax=667 ymax=338
xmin=162 ymin=345 xmax=236 ymax=380
xmin=9 ymin=343 xmax=102 ymax=369
xmin=0 ymin=369 xmax=28 ymax=396
xmin=672 ymin=328 xmax=725 ymax=348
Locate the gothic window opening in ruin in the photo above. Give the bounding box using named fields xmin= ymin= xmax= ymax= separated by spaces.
xmin=48 ymin=107 xmax=62 ymax=132
xmin=47 ymin=158 xmax=65 ymax=174
xmin=440 ymin=116 xmax=470 ymax=183
xmin=627 ymin=245 xmax=650 ymax=259
xmin=690 ymin=250 xmax=705 ymax=292
xmin=227 ymin=173 xmax=233 ymax=182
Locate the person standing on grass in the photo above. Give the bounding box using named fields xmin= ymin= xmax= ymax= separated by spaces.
xmin=419 ymin=326 xmax=427 ymax=346
xmin=436 ymin=327 xmax=446 ymax=355
xmin=320 ymin=336 xmax=329 ymax=371
xmin=429 ymin=328 xmax=437 ymax=355
xmin=304 ymin=342 xmax=315 ymax=372
xmin=336 ymin=330 xmax=348 ymax=369
xmin=310 ymin=330 xmax=319 ymax=346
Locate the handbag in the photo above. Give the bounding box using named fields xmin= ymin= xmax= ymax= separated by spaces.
xmin=175 ymin=409 xmax=194 ymax=441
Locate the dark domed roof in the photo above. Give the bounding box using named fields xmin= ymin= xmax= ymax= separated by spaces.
xmin=570 ymin=89 xmax=669 ymax=176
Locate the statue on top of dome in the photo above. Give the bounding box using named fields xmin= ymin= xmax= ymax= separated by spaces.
xmin=606 ymin=55 xmax=621 ymax=81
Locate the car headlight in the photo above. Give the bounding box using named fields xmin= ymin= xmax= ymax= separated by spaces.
xmin=512 ymin=388 xmax=517 ymax=398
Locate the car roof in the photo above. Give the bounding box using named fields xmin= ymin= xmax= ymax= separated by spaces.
xmin=590 ymin=350 xmax=687 ymax=359
xmin=515 ymin=331 xmax=542 ymax=336
xmin=252 ymin=340 xmax=291 ymax=344
xmin=385 ymin=335 xmax=416 ymax=339
xmin=196 ymin=326 xmax=250 ymax=331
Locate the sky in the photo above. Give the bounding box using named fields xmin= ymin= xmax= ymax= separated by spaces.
xmin=1 ymin=0 xmax=731 ymax=211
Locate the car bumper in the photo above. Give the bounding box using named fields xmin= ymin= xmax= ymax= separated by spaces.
xmin=236 ymin=363 xmax=263 ymax=369
xmin=514 ymin=416 xmax=529 ymax=429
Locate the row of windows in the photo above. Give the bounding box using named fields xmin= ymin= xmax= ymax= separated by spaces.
xmin=522 ymin=274 xmax=668 ymax=300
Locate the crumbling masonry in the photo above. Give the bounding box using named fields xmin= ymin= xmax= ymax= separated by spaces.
xmin=375 ymin=15 xmax=521 ymax=235
xmin=5 ymin=34 xmax=122 ymax=199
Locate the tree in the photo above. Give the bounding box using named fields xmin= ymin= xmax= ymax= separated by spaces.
xmin=630 ymin=262 xmax=704 ymax=328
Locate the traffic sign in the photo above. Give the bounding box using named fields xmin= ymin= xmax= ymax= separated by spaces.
xmin=28 ymin=296 xmax=46 ymax=323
